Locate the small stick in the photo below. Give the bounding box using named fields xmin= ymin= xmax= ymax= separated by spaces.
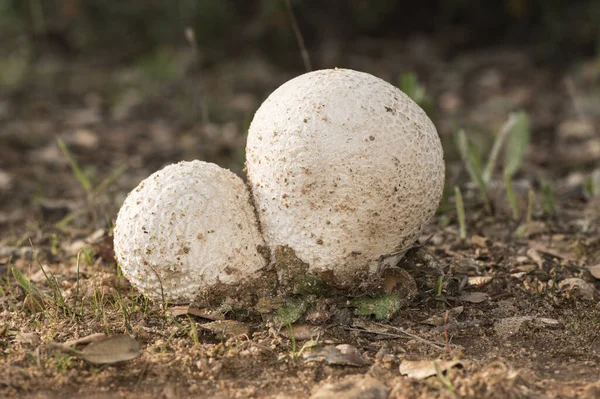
xmin=284 ymin=0 xmax=312 ymax=72
xmin=377 ymin=323 xmax=447 ymax=351
xmin=345 ymin=323 xmax=446 ymax=350
xmin=443 ymin=310 xmax=450 ymax=352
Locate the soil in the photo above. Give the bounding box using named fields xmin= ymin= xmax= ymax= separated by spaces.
xmin=1 ymin=37 xmax=600 ymax=399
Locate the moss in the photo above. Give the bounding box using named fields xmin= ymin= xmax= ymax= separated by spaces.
xmin=351 ymin=294 xmax=404 ymax=320
xmin=274 ymin=297 xmax=310 ymax=326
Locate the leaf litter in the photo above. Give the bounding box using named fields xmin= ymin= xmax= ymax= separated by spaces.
xmin=48 ymin=334 xmax=141 ymax=365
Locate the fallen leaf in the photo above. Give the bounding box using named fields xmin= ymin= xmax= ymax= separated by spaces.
xmin=382 ymin=267 xmax=418 ymax=297
xmin=515 ymin=221 xmax=547 ymax=238
xmin=280 ymin=324 xmax=323 ymax=341
xmin=399 ymin=359 xmax=462 ymax=379
xmin=0 ymin=169 xmax=13 ymax=191
xmin=470 ymin=235 xmax=488 ymax=247
xmin=526 ymin=248 xmax=544 ymax=267
xmin=64 ymin=333 xmax=107 ymax=347
xmin=558 ymin=278 xmax=595 ymax=301
xmin=467 ymin=276 xmax=493 ymax=287
xmin=310 ymin=375 xmax=388 ymax=399
xmin=494 ymin=316 xmax=532 ymax=338
xmin=529 ymin=242 xmax=577 ymax=262
xmin=531 ymin=317 xmax=561 ymax=327
xmin=199 ymin=320 xmax=250 ymax=338
xmin=460 ymin=292 xmax=490 ymax=303
xmin=304 ymin=344 xmax=371 ymax=366
xmin=274 ymin=298 xmax=309 ymax=326
xmin=512 ymin=264 xmax=537 ymax=273
xmin=15 ymin=332 xmax=40 ymax=347
xmin=588 ymin=264 xmax=600 ymax=279
xmin=79 ymin=335 xmax=141 ymax=365
xmin=168 ymin=305 xmax=225 ymax=320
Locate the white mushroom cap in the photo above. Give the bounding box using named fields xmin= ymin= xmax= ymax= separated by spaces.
xmin=246 ymin=68 xmax=445 ymax=284
xmin=113 ymin=160 xmax=266 ymax=303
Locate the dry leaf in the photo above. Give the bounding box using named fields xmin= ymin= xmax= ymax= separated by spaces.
xmin=15 ymin=332 xmax=40 ymax=347
xmin=310 ymin=375 xmax=389 ymax=399
xmin=558 ymin=278 xmax=595 ymax=301
xmin=399 ymin=359 xmax=462 ymax=379
xmin=303 ymin=344 xmax=371 ymax=366
xmin=460 ymin=292 xmax=490 ymax=303
xmin=168 ymin=305 xmax=225 ymax=320
xmin=79 ymin=335 xmax=141 ymax=365
xmin=494 ymin=316 xmax=531 ymax=338
xmin=526 ymin=248 xmax=544 ymax=267
xmin=467 ymin=276 xmax=493 ymax=287
xmin=64 ymin=333 xmax=106 ymax=347
xmin=280 ymin=324 xmax=323 ymax=341
xmin=588 ymin=264 xmax=600 ymax=279
xmin=516 ymin=221 xmax=547 ymax=238
xmin=199 ymin=320 xmax=249 ymax=338
xmin=529 ymin=242 xmax=577 ymax=262
xmin=470 ymin=235 xmax=488 ymax=247
xmin=531 ymin=317 xmax=560 ymax=327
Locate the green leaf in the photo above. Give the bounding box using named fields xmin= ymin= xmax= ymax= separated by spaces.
xmin=274 ymin=297 xmax=308 ymax=326
xmin=11 ymin=267 xmax=36 ymax=295
xmin=454 ymin=186 xmax=466 ymax=240
xmin=504 ymin=112 xmax=530 ymax=178
xmin=453 ymin=129 xmax=491 ymax=213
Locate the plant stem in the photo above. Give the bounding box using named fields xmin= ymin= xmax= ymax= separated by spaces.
xmin=454 ymin=186 xmax=466 ymax=241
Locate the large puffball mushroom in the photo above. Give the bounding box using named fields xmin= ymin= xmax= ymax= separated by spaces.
xmin=113 ymin=160 xmax=267 ymax=303
xmin=246 ymin=68 xmax=445 ymax=286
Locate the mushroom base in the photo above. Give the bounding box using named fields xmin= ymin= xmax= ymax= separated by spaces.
xmin=190 ymin=245 xmax=418 ymax=318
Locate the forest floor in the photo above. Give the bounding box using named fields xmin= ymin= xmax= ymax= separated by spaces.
xmin=1 ymin=38 xmax=600 ymax=398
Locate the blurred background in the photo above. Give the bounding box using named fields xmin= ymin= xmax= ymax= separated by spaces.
xmin=0 ymin=0 xmax=599 ymax=237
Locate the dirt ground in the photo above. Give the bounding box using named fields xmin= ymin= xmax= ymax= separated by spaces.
xmin=1 ymin=36 xmax=600 ymax=399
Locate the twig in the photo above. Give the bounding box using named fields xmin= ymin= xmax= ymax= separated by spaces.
xmin=443 ymin=311 xmax=450 ymax=352
xmin=284 ymin=0 xmax=312 ymax=72
xmin=343 ymin=324 xmax=445 ymax=351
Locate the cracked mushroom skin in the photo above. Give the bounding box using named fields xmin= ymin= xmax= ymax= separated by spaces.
xmin=246 ymin=68 xmax=445 ymax=286
xmin=113 ymin=161 xmax=267 ymax=303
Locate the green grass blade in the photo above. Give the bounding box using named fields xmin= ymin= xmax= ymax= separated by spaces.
xmin=483 ymin=113 xmax=518 ymax=184
xmin=57 ymin=137 xmax=92 ymax=194
xmin=454 ymin=185 xmax=467 ymax=240
xmin=453 ymin=129 xmax=491 ymax=214
xmin=504 ymin=111 xmax=530 ymax=178
xmin=11 ymin=267 xmax=36 ymax=295
xmin=504 ymin=174 xmax=520 ymax=219
xmin=92 ymin=163 xmax=128 ymax=196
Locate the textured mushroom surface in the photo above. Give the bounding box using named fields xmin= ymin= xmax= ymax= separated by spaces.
xmin=246 ymin=68 xmax=445 ymax=285
xmin=114 ymin=161 xmax=266 ymax=303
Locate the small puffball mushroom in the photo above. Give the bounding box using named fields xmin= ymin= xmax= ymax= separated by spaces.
xmin=246 ymin=68 xmax=445 ymax=285
xmin=113 ymin=161 xmax=266 ymax=303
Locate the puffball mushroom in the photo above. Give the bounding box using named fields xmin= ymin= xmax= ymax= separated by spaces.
xmin=113 ymin=160 xmax=267 ymax=303
xmin=246 ymin=68 xmax=445 ymax=286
